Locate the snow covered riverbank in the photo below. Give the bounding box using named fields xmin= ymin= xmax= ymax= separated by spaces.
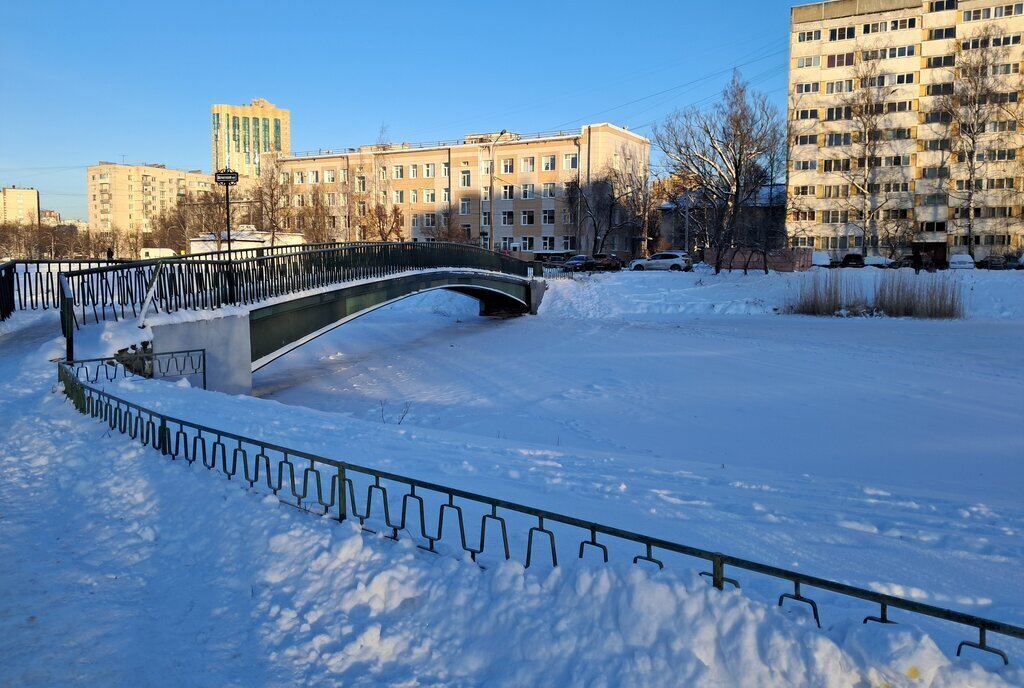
xmin=2 ymin=269 xmax=1023 ymax=685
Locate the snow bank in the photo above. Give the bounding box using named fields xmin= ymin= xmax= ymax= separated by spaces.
xmin=541 ymin=269 xmax=1024 ymax=321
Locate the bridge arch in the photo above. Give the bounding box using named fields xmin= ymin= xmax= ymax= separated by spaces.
xmin=248 ymin=269 xmax=541 ymax=370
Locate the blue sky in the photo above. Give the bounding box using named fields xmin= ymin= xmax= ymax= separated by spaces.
xmin=0 ymin=1 xmax=793 ymax=219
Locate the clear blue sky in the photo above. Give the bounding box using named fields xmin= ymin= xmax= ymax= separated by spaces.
xmin=0 ymin=0 xmax=793 ymax=220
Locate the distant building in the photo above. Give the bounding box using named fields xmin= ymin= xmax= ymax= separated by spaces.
xmin=0 ymin=186 xmax=40 ymax=225
xmin=87 ymin=162 xmax=214 ymax=234
xmin=788 ymin=0 xmax=1024 ymax=263
xmin=275 ymin=123 xmax=649 ymax=260
xmin=40 ymin=209 xmax=61 ymax=226
xmin=212 ymin=98 xmax=291 ymax=179
xmin=659 ymin=184 xmax=788 ymax=253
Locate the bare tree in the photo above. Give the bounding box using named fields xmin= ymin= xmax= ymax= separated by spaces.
xmin=655 ymin=71 xmax=784 ymax=273
xmin=934 ymin=26 xmax=1021 ymax=257
xmin=300 ymin=182 xmax=334 ymax=243
xmin=252 ymin=155 xmax=293 ymax=246
xmin=830 ymin=56 xmax=906 ymax=256
xmin=606 ymin=144 xmax=657 ymax=256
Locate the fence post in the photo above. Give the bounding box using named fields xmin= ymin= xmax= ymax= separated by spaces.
xmin=336 ymin=465 xmax=347 ymax=522
xmin=712 ymin=554 xmax=725 ymax=591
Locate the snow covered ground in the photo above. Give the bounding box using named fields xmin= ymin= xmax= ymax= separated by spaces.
xmin=2 ymin=268 xmax=1022 ymax=686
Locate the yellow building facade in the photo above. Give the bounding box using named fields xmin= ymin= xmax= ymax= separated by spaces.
xmin=212 ymin=98 xmax=290 ymax=179
xmin=87 ymin=162 xmax=214 ymax=234
xmin=789 ymin=0 xmax=1024 ymax=261
xmin=0 ymin=186 xmax=40 ymax=225
xmin=277 ymin=123 xmax=649 ymax=260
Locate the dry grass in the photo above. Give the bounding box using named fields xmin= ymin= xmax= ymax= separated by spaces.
xmin=789 ymin=271 xmax=868 ymax=316
xmin=789 ymin=270 xmax=965 ymax=319
xmin=875 ymin=271 xmax=964 ymax=319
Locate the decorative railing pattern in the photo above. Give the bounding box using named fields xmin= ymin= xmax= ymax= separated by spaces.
xmin=55 ymin=357 xmax=1024 ymax=665
xmin=2 ymin=241 xmax=498 ymax=322
xmin=56 ymin=242 xmax=529 ymax=334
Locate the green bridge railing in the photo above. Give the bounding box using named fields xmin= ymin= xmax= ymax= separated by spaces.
xmin=56 ymin=353 xmax=1024 ymax=666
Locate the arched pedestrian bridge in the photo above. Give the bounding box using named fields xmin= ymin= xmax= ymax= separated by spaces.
xmin=29 ymin=242 xmax=546 ymax=392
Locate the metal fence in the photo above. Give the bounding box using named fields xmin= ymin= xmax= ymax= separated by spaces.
xmin=65 ymin=349 xmax=206 ymax=389
xmin=55 ymin=356 xmax=1024 ymax=665
xmin=57 ymin=242 xmax=530 ymax=334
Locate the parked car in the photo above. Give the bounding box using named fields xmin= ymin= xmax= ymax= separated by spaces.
xmin=948 ymin=254 xmax=976 ymax=270
xmin=976 ymin=255 xmax=1007 ymax=270
xmin=1006 ymin=255 xmax=1022 ymax=270
xmin=890 ymin=255 xmax=915 ymax=269
xmin=864 ymin=256 xmax=893 ymax=269
xmin=840 ymin=254 xmax=865 ymax=268
xmin=545 ymin=255 xmax=567 ymax=265
xmin=593 ymin=253 xmax=623 ymax=271
xmin=629 ymin=251 xmax=693 ymax=272
xmin=565 ymin=254 xmax=596 ymax=272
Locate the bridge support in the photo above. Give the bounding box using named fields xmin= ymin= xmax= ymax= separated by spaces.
xmin=151 ymin=313 xmax=252 ymax=395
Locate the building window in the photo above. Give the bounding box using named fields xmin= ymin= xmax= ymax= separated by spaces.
xmin=411 ymin=189 xmax=419 ymax=203
xmin=502 ymin=158 xmax=514 ymax=174
xmin=410 ymin=164 xmax=418 ymax=178
xmin=393 ymin=165 xmax=404 ymax=179
xmin=325 ymin=170 xmax=335 ymax=183
xmin=479 ymin=231 xmax=489 ymax=248
xmin=562 ymin=208 xmax=571 ymax=225
xmin=502 ymin=185 xmax=515 ymax=200
xmin=501 ymin=236 xmax=515 ymax=251
xmin=424 ymin=188 xmax=436 ymax=202
xmin=562 ymin=235 xmax=576 ymax=250
xmin=542 ymin=236 xmax=555 ymax=251
xmin=521 ymin=210 xmax=535 ymax=225
xmin=543 ymin=182 xmax=556 ymax=197
xmin=411 ymin=214 xmax=420 ymax=227
xmin=501 ymin=210 xmax=514 ymax=226
xmin=797 ymin=56 xmax=821 ymax=68
xmin=826 ymin=52 xmax=855 ymax=68
xmin=521 ymin=236 xmax=535 ymax=251
xmin=442 ymin=188 xmax=450 ymax=202
xmin=482 ymin=211 xmax=491 ymax=227
xmin=460 ymin=197 xmax=471 ymax=215
xmin=829 ymin=26 xmax=856 ymax=41
xmin=542 ymin=155 xmax=556 ymax=171
xmin=521 ymin=157 xmax=535 ymax=172
xmin=295 ymin=171 xmax=305 ymax=184
xmin=460 ymin=169 xmax=471 ymax=187
xmin=797 ymin=29 xmax=821 ymax=42
xmin=394 ymin=190 xmax=404 ymax=203
xmin=564 ymin=153 xmax=578 ymax=169
xmin=424 ymin=212 xmax=436 ymax=227
xmin=542 ymin=209 xmax=555 ymax=225
xmin=424 ymin=163 xmax=435 ymax=178
xmin=482 ymin=160 xmax=493 ymax=174
xmin=442 ymin=162 xmax=450 ymax=177
xmin=521 ymin=184 xmax=535 ymax=199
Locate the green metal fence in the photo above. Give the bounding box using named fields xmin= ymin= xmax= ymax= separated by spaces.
xmin=55 ymin=355 xmax=1024 ymax=666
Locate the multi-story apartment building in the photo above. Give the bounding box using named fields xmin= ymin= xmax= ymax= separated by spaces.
xmin=212 ymin=98 xmax=290 ymax=179
xmin=789 ymin=0 xmax=1024 ymax=263
xmin=275 ymin=123 xmax=649 ymax=260
xmin=87 ymin=162 xmax=214 ymax=234
xmin=0 ymin=186 xmax=40 ymax=225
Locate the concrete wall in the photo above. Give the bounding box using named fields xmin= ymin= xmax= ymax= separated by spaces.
xmin=151 ymin=313 xmax=252 ymax=395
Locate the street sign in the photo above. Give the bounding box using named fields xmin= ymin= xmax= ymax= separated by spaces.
xmin=215 ymin=169 xmax=239 ymax=185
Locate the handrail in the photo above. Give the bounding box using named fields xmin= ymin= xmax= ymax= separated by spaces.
xmin=55 ymin=357 xmax=1024 ymax=665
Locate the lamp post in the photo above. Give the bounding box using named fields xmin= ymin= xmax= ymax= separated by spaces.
xmin=486 ymin=129 xmax=508 ymax=251
xmin=214 ymin=168 xmax=239 ymax=302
